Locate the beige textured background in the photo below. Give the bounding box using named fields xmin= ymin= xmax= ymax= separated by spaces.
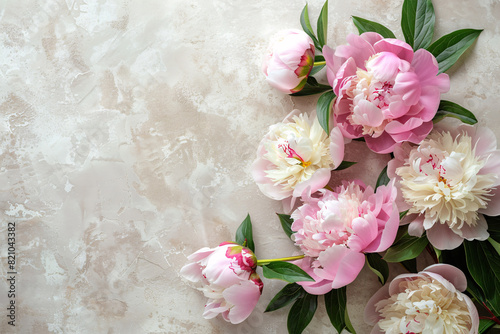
xmin=0 ymin=0 xmax=498 ymax=333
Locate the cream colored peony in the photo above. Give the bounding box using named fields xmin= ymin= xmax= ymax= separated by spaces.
xmin=388 ymin=123 xmax=500 ymax=249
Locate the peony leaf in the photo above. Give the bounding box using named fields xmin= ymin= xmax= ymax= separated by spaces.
xmin=277 ymin=213 xmax=294 ymax=239
xmin=235 ymin=214 xmax=255 ymax=252
xmin=366 ymin=253 xmax=389 ymax=285
xmin=287 ymin=293 xmax=318 ymax=334
xmin=375 ymin=165 xmax=390 ymax=189
xmin=383 ymin=233 xmax=428 ymax=262
xmin=485 ymin=215 xmax=500 ymax=244
xmin=310 ymin=55 xmax=326 ymax=76
xmin=464 ymin=240 xmax=500 ymax=315
xmin=433 ymin=100 xmax=478 ymax=125
xmin=401 ymin=0 xmax=435 ymax=50
xmin=427 ymin=29 xmax=482 ymax=74
xmin=291 ymin=77 xmax=332 ymax=96
xmin=325 ymin=287 xmax=356 ymax=334
xmin=401 ymin=258 xmax=418 ymax=273
xmin=351 ymin=16 xmax=396 ymax=39
xmin=316 ymin=0 xmax=328 ymax=47
xmin=478 ymin=319 xmax=496 ymax=334
xmin=317 ymin=90 xmax=336 ymax=134
xmin=336 ymin=160 xmax=357 ymax=171
xmin=399 ymin=210 xmax=409 ymax=220
xmin=262 ymin=261 xmax=315 ymax=283
xmin=265 ymin=283 xmax=305 ymax=313
xmin=300 ymin=3 xmax=322 ymax=51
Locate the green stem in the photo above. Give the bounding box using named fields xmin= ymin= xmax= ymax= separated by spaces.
xmin=256 ymin=255 xmax=305 ymax=266
xmin=313 ymin=61 xmax=326 ymax=66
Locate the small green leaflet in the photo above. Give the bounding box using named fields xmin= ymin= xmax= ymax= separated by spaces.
xmin=351 ymin=16 xmax=396 ymax=39
xmin=262 ymin=261 xmax=315 ymax=283
xmin=366 ymin=253 xmax=389 ymax=285
xmin=291 ymin=77 xmax=332 ymax=96
xmin=265 ymin=283 xmax=305 ymax=313
xmin=300 ymin=3 xmax=322 ymax=51
xmin=277 ymin=213 xmax=294 ymax=239
xmin=317 ymin=90 xmax=336 ymax=134
xmin=310 ymin=55 xmax=325 ymax=76
xmin=478 ymin=319 xmax=495 ymax=334
xmin=375 ymin=166 xmax=390 ymax=189
xmin=325 ymin=287 xmax=356 ymax=334
xmin=287 ymin=293 xmax=318 ymax=334
xmin=317 ymin=0 xmax=328 ymax=47
xmin=336 ymin=161 xmax=357 ymax=171
xmin=383 ymin=233 xmax=428 ymax=262
xmin=401 ymin=0 xmax=435 ymax=50
xmin=427 ymin=29 xmax=482 ymax=74
xmin=235 ymin=214 xmax=255 ymax=252
xmin=433 ymin=100 xmax=478 ymax=125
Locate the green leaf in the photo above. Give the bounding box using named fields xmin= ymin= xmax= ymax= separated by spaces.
xmin=479 ymin=319 xmax=496 ymax=334
xmin=300 ymin=3 xmax=321 ymax=51
xmin=464 ymin=240 xmax=500 ymax=315
xmin=433 ymin=246 xmax=442 ymax=262
xmin=336 ymin=160 xmax=357 ymax=171
xmin=325 ymin=287 xmax=348 ymax=334
xmin=486 ymin=215 xmax=500 ymax=244
xmin=235 ymin=214 xmax=255 ymax=252
xmin=427 ymin=29 xmax=482 ymax=74
xmin=366 ymin=253 xmax=389 ymax=285
xmin=317 ymin=90 xmax=336 ymax=134
xmin=433 ymin=100 xmax=478 ymax=125
xmin=383 ymin=233 xmax=428 ymax=262
xmin=375 ymin=166 xmax=390 ymax=189
xmin=291 ymin=77 xmax=332 ymax=96
xmin=401 ymin=0 xmax=435 ymax=50
xmin=277 ymin=213 xmax=294 ymax=239
xmin=401 ymin=258 xmax=418 ymax=273
xmin=265 ymin=283 xmax=305 ymax=313
xmin=310 ymin=55 xmax=326 ymax=75
xmin=262 ymin=261 xmax=315 ymax=283
xmin=351 ymin=16 xmax=396 ymax=39
xmin=317 ymin=0 xmax=328 ymax=47
xmin=344 ymin=308 xmax=356 ymax=334
xmin=287 ymin=293 xmax=318 ymax=334
xmin=399 ymin=210 xmax=409 ymax=220
xmin=488 ymin=238 xmax=500 ymax=257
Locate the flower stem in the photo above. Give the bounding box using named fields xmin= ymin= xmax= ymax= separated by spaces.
xmin=482 ymin=302 xmax=500 ymax=325
xmin=313 ymin=61 xmax=326 ymax=66
xmin=256 ymin=255 xmax=305 ymax=266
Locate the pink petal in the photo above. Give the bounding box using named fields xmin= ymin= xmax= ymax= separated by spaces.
xmin=416 ymin=86 xmax=441 ymax=121
xmin=329 ymin=126 xmax=345 ymax=168
xmin=408 ymin=215 xmax=425 ymax=237
xmin=352 ymin=100 xmax=384 ymax=127
xmin=465 ymin=294 xmax=480 ymax=334
xmin=333 ymin=57 xmax=357 ymax=94
xmin=471 ymin=126 xmax=498 ymax=157
xmin=367 ymin=52 xmax=410 ymax=82
xmin=323 ymin=45 xmax=338 ymax=87
xmin=459 ymin=214 xmax=489 ymax=241
xmin=180 ymin=262 xmax=203 ymax=282
xmin=203 ymin=301 xmax=228 ymax=320
xmin=187 ymin=247 xmax=214 ymax=262
xmin=373 ymin=38 xmax=414 ymax=63
xmin=223 ymin=280 xmax=261 ymax=324
xmin=423 ymin=264 xmax=468 ymax=292
xmin=394 ymin=71 xmax=421 ymax=107
xmin=336 ymin=33 xmax=376 ymax=70
xmin=292 ymin=168 xmax=331 ymax=197
xmin=364 ymin=202 xmax=399 ymax=253
xmin=265 ymin=68 xmax=302 ymax=94
xmin=412 ymin=49 xmax=450 ymax=92
xmin=295 ymin=257 xmax=334 ymax=295
xmin=315 ymin=245 xmax=365 ymax=288
xmin=348 ymin=216 xmax=379 ymax=252
xmin=478 ymin=151 xmax=500 ymax=182
xmin=426 ymin=222 xmax=464 ymax=250
xmin=479 ymin=185 xmax=500 ymax=216
xmin=364 ymin=284 xmax=390 ymax=325
xmin=364 ymin=131 xmax=397 ymax=154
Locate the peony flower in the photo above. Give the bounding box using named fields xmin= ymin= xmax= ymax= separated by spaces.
xmin=364 ymin=264 xmax=479 ymax=334
xmin=251 ymin=109 xmax=345 ymax=210
xmin=388 ymin=124 xmax=500 ymax=250
xmin=323 ymin=32 xmax=450 ymax=153
xmin=180 ymin=242 xmax=263 ymax=324
xmin=291 ymin=180 xmax=399 ymax=291
xmin=262 ymin=29 xmax=315 ymax=94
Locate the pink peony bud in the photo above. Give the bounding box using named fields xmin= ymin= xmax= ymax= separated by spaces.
xmin=262 ymin=29 xmax=315 ymax=94
xmin=180 ymin=242 xmax=262 ymax=324
xmin=364 ymin=264 xmax=479 ymax=334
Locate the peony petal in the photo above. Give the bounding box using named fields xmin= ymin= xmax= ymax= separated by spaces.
xmin=423 ymin=263 xmax=468 ymax=292
xmin=373 ymin=38 xmax=414 ymax=63
xmin=329 ymin=126 xmax=345 ymax=168
xmin=459 ymin=214 xmax=489 ymax=241
xmin=367 ymin=52 xmax=410 ymax=82
xmin=315 ymin=245 xmax=365 ymax=288
xmin=203 ymin=300 xmax=229 ymax=320
xmin=426 ymin=222 xmax=464 ymax=250
xmin=364 ymin=202 xmax=400 ymax=252
xmin=348 ymin=216 xmax=379 ymax=252
xmin=336 ymin=33 xmax=376 ymax=70
xmin=351 ymin=100 xmax=384 ymax=127
xmin=265 ymin=68 xmax=302 ymax=94
xmin=295 ymin=257 xmax=334 ymax=295
xmin=292 ymin=168 xmax=331 ymax=197
xmin=408 ymin=215 xmax=425 ymax=237
xmin=479 ymin=185 xmax=500 ymax=216
xmin=223 ymin=280 xmax=261 ymax=324
xmin=180 ymin=262 xmax=204 ymax=282
xmin=364 ymin=284 xmax=390 ymax=325
xmin=394 ymin=71 xmax=421 ymax=107
xmin=365 ymin=131 xmax=397 ymax=154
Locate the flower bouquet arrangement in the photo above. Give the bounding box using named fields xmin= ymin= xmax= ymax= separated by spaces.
xmin=181 ymin=0 xmax=500 ymax=333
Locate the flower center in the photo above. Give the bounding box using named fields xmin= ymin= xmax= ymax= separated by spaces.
xmin=396 ymin=131 xmax=497 ymax=229
xmin=375 ymin=277 xmax=472 ymax=334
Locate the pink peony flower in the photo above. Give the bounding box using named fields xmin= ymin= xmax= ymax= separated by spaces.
xmin=388 ymin=123 xmax=500 ymax=250
xmin=262 ymin=29 xmax=315 ymax=94
xmin=180 ymin=242 xmax=263 ymax=324
xmin=364 ymin=264 xmax=479 ymax=334
xmin=323 ymin=32 xmax=450 ymax=153
xmin=251 ymin=109 xmax=345 ymax=210
xmin=291 ymin=180 xmax=399 ymax=291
